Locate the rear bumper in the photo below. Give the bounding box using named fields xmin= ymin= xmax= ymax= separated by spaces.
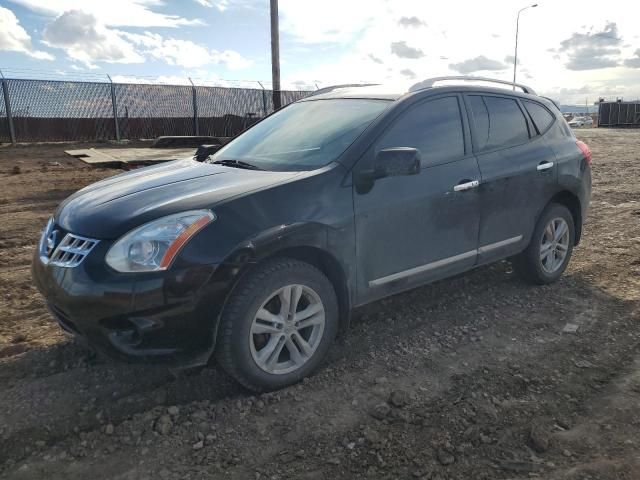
xmin=32 ymin=247 xmax=228 ymax=367
xmin=578 ymin=166 xmax=592 ymax=238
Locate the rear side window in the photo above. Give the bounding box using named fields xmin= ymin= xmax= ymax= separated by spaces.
xmin=376 ymin=96 xmax=464 ymax=165
xmin=523 ymin=100 xmax=555 ymax=134
xmin=468 ymin=95 xmax=530 ymax=151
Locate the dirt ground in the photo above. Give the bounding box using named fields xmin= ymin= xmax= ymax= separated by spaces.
xmin=1 ymin=129 xmax=639 ymax=480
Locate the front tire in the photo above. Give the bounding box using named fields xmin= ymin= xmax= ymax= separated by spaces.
xmin=514 ymin=203 xmax=575 ymax=284
xmin=215 ymin=257 xmax=338 ymax=392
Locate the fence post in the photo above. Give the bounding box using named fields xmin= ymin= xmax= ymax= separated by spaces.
xmin=189 ymin=77 xmax=199 ymax=136
xmin=107 ymin=75 xmax=121 ymax=141
xmin=0 ymin=71 xmax=16 ymax=144
xmin=258 ymin=81 xmax=268 ymax=117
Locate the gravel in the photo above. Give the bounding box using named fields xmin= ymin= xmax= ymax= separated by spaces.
xmin=1 ymin=130 xmax=640 ymax=479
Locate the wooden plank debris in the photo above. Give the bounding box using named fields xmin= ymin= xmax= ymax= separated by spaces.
xmin=65 ymin=147 xmax=196 ymax=168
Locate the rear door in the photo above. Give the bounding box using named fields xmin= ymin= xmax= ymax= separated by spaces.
xmin=465 ymin=94 xmax=558 ymax=264
xmin=353 ymin=94 xmax=481 ymax=303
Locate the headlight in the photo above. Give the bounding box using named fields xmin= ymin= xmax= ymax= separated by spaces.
xmin=38 ymin=217 xmax=54 ymax=255
xmin=105 ymin=210 xmax=215 ymax=273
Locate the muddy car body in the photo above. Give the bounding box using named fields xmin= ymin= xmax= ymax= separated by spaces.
xmin=33 ymin=77 xmax=592 ymax=391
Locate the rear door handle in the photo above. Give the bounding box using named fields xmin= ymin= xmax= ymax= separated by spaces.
xmin=453 ymin=180 xmax=480 ymax=192
xmin=537 ymin=161 xmax=554 ymax=171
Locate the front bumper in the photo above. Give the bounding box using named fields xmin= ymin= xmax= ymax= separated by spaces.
xmin=32 ymin=242 xmax=226 ymax=367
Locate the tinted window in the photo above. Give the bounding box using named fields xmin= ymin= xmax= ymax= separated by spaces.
xmin=377 ymin=97 xmax=464 ymax=165
xmin=468 ymin=96 xmax=530 ymax=151
xmin=523 ymin=101 xmax=555 ymax=133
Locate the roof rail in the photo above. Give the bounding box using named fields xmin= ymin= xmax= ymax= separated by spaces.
xmin=409 ymin=76 xmax=536 ymax=95
xmin=309 ymin=83 xmax=378 ymax=97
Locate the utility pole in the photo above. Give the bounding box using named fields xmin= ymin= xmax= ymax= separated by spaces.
xmin=0 ymin=69 xmax=16 ymax=144
xmin=107 ymin=74 xmax=120 ymax=141
xmin=270 ymin=0 xmax=281 ymax=110
xmin=189 ymin=77 xmax=199 ymax=136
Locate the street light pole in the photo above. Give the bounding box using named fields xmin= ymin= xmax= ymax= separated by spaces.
xmin=270 ymin=0 xmax=281 ymax=110
xmin=513 ymin=3 xmax=538 ymax=89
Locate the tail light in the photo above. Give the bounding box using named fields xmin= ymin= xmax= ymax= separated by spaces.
xmin=576 ymin=140 xmax=592 ymax=166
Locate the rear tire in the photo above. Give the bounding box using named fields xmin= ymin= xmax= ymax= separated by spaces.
xmin=514 ymin=203 xmax=575 ymax=284
xmin=215 ymin=257 xmax=338 ymax=392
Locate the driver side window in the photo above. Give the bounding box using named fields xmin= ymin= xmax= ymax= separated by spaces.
xmin=376 ymin=96 xmax=465 ymax=166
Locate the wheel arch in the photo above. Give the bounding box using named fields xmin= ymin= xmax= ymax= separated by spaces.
xmin=207 ymin=232 xmax=353 ymax=352
xmin=547 ymin=190 xmax=583 ymax=245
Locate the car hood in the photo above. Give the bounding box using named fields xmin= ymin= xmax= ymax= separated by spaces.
xmin=55 ymin=159 xmax=301 ymax=239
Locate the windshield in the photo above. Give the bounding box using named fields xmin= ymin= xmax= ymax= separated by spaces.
xmin=208 ymin=99 xmax=390 ymax=171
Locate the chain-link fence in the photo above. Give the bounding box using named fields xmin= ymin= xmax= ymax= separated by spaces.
xmin=0 ymin=77 xmax=312 ymax=143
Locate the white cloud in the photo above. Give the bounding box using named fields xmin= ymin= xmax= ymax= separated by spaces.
xmin=109 ymin=73 xmax=263 ymax=89
xmin=43 ymin=10 xmax=143 ymax=67
xmin=214 ymin=50 xmax=253 ymax=70
xmin=124 ymin=33 xmax=210 ymax=68
xmin=4 ymin=0 xmax=640 ymax=104
xmin=390 ymin=41 xmax=425 ymax=59
xmin=625 ymin=49 xmax=640 ymax=69
xmin=398 ymin=16 xmax=426 ymax=28
xmin=279 ymin=0 xmax=381 ymax=44
xmin=194 ymin=0 xmax=230 ymax=11
xmin=8 ymin=0 xmax=202 ymax=28
xmin=278 ymin=0 xmax=640 ymax=104
xmin=449 ymin=56 xmax=507 ymax=74
xmin=124 ymin=32 xmax=253 ymax=70
xmin=35 ymin=10 xmax=251 ymax=71
xmin=557 ymin=22 xmax=622 ymax=71
xmin=399 ymin=68 xmax=416 ymax=79
xmin=110 ymin=74 xmax=192 ymax=85
xmin=0 ymin=6 xmax=53 ymax=59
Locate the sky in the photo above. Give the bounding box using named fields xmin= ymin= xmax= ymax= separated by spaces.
xmin=0 ymin=0 xmax=639 ymax=104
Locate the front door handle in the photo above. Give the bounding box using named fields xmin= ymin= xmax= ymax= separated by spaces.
xmin=537 ymin=161 xmax=554 ymax=171
xmin=453 ymin=180 xmax=480 ymax=192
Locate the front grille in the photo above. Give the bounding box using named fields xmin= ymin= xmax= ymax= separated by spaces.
xmin=48 ymin=233 xmax=99 ymax=268
xmin=38 ymin=218 xmax=99 ymax=268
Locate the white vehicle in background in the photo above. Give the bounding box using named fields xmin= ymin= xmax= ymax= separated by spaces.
xmin=568 ymin=116 xmax=594 ymax=127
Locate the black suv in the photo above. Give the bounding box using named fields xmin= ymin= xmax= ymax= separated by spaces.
xmin=33 ymin=77 xmax=592 ymax=392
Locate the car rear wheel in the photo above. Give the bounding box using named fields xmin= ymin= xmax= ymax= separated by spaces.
xmin=215 ymin=257 xmax=338 ymax=392
xmin=513 ymin=203 xmax=575 ymax=284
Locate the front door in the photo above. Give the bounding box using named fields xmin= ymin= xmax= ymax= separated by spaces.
xmin=353 ymin=95 xmax=482 ymax=304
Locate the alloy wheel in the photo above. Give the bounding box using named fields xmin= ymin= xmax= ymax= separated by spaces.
xmin=539 ymin=217 xmax=570 ymax=274
xmin=249 ymin=284 xmax=325 ymax=375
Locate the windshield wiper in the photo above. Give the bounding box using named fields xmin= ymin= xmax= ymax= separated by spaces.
xmin=211 ymin=159 xmax=263 ymax=170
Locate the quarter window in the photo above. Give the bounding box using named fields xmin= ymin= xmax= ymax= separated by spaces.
xmin=376 ymin=96 xmax=465 ymax=165
xmin=523 ymin=100 xmax=555 ymax=134
xmin=468 ymin=96 xmax=530 ymax=151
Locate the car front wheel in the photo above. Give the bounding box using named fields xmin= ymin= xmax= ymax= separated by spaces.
xmin=215 ymin=257 xmax=338 ymax=392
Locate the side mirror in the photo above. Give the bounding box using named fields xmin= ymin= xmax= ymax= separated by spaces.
xmin=374 ymin=147 xmax=421 ymax=178
xmin=194 ymin=144 xmax=222 ymax=162
xmin=354 ymin=147 xmax=421 ymax=194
